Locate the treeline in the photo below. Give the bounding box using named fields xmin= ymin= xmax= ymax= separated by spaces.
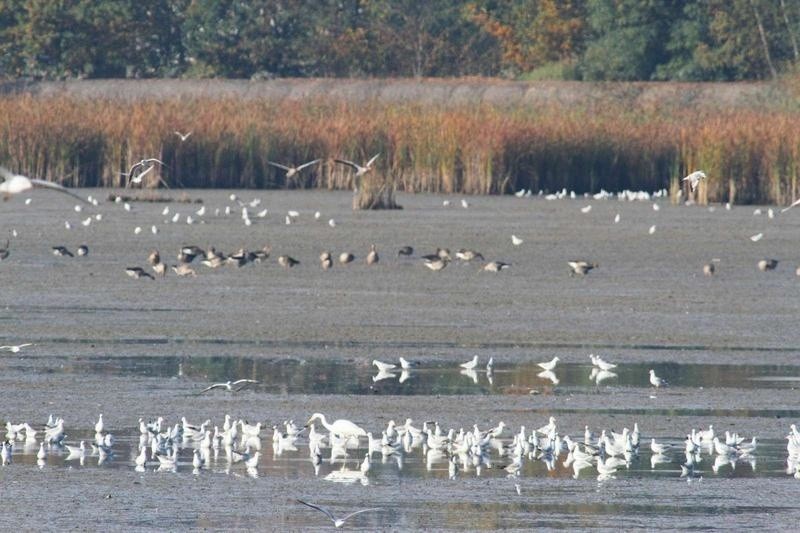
xmin=2 ymin=0 xmax=800 ymax=81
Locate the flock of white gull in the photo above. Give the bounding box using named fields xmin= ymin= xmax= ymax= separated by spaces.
xmin=3 ymin=410 xmax=800 ymax=487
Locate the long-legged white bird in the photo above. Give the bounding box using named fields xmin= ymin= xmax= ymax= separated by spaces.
xmin=305 ymin=413 xmax=366 ymax=440
xmin=0 ymin=166 xmax=87 ymax=203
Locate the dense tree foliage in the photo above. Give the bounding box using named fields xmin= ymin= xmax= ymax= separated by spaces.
xmin=1 ymin=0 xmax=800 ymax=80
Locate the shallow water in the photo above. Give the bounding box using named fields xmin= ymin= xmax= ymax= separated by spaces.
xmin=6 ymin=354 xmax=800 ymax=395
xmin=2 ymin=190 xmax=800 ymax=530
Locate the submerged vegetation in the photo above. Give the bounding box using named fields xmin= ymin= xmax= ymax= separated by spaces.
xmin=2 ymin=84 xmax=800 ymax=206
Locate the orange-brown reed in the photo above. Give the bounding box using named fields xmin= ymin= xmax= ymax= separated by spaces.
xmin=1 ymin=94 xmax=799 ymax=205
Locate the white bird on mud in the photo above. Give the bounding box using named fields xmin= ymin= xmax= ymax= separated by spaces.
xmin=0 ymin=166 xmax=87 ymax=203
xmin=511 ymin=235 xmax=523 ymax=246
xmin=297 ymin=499 xmax=383 ymax=528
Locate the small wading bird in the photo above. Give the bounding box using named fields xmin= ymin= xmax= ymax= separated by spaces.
xmin=199 ymin=379 xmax=259 ymax=394
xmin=334 ymin=153 xmax=380 ymax=177
xmin=296 ymin=499 xmax=383 ymax=529
xmin=682 ymin=170 xmax=707 ymax=192
xmin=0 ymin=166 xmax=87 ymax=203
xmin=266 ymin=159 xmax=321 ymax=180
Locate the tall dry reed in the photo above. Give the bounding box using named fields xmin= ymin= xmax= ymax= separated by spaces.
xmin=1 ymin=94 xmax=799 ymax=205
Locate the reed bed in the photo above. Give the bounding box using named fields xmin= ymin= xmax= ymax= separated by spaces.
xmin=1 ymin=93 xmax=800 ymax=205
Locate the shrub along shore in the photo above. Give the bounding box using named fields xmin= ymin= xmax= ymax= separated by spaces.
xmin=2 ymin=79 xmax=800 ymax=205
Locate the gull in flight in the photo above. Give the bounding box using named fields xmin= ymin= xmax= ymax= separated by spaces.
xmin=125 ymin=159 xmax=166 ymax=187
xmin=296 ymin=499 xmax=382 ymax=528
xmin=174 ymin=131 xmax=192 ymax=142
xmin=334 ymin=153 xmax=380 ymax=177
xmin=266 ymin=159 xmax=321 ymax=179
xmin=682 ymin=170 xmax=707 ymax=192
xmin=781 ymin=197 xmax=800 ymax=213
xmin=0 ymin=343 xmax=32 ymax=353
xmin=199 ymin=379 xmax=259 ymax=394
xmin=0 ymin=166 xmax=87 ymax=203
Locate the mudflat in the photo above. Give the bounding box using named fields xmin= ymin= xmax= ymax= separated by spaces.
xmin=1 ymin=190 xmax=799 ymax=531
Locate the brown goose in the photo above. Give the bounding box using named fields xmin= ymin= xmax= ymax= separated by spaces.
xmin=278 ymin=255 xmax=300 ymax=268
xmin=758 ymin=259 xmax=778 ymax=272
xmin=483 ymin=261 xmax=510 ymax=272
xmin=423 ymin=256 xmax=450 ymax=272
xmin=171 ymin=264 xmax=197 ymax=277
xmin=568 ymin=260 xmax=597 ymax=276
xmin=126 ymin=267 xmax=153 ymax=280
xmin=456 ymin=249 xmax=484 ymax=261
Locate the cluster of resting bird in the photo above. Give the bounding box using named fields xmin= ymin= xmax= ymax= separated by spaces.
xmin=3 ymin=412 xmax=800 ymax=490
xmin=118 ymin=242 xmax=521 ymax=280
